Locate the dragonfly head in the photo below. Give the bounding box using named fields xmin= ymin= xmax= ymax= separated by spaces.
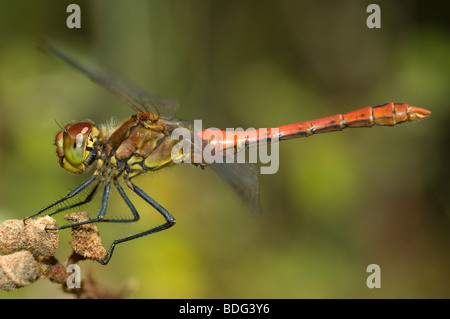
xmin=55 ymin=122 xmax=101 ymax=174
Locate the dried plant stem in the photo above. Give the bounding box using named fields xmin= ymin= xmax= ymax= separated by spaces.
xmin=0 ymin=213 xmax=128 ymax=298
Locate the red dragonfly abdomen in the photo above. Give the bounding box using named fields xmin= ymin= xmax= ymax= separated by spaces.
xmin=199 ymin=102 xmax=430 ymax=153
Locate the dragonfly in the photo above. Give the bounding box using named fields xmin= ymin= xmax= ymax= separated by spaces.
xmin=26 ymin=42 xmax=431 ymax=264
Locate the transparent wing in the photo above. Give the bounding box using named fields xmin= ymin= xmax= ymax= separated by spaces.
xmin=210 ymin=162 xmax=262 ymax=214
xmin=39 ymin=39 xmax=179 ymax=119
xmin=180 ymin=122 xmax=263 ymax=214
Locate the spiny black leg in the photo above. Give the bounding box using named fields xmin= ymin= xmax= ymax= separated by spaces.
xmin=101 ymin=179 xmax=140 ymax=223
xmin=49 ymin=183 xmax=100 ymax=216
xmin=53 ymin=182 xmax=111 ymax=230
xmin=53 ymin=179 xmax=146 ymax=230
xmin=99 ymin=181 xmax=176 ymax=265
xmin=25 ymin=174 xmax=98 ymax=221
xmin=76 ymin=179 xmax=142 ymax=224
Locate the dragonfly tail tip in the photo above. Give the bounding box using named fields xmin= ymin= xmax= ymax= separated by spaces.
xmin=409 ymin=106 xmax=431 ymax=120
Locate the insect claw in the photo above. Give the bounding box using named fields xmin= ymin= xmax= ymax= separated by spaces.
xmin=99 ymin=245 xmax=115 ymax=265
xmin=44 ymin=225 xmax=57 ymax=232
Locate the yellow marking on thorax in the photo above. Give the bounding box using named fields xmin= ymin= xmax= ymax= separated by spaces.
xmin=110 ymin=156 xmax=117 ymax=167
xmin=127 ymin=155 xmax=144 ymax=171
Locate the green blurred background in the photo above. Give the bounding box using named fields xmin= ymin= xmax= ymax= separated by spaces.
xmin=0 ymin=0 xmax=448 ymax=298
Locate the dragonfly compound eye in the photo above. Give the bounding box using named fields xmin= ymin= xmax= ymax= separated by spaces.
xmin=55 ymin=122 xmax=93 ymax=174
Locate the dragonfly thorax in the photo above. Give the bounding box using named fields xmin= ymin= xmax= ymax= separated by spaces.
xmin=55 ymin=122 xmax=101 ymax=174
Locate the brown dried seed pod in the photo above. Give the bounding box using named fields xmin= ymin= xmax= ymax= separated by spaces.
xmin=25 ymin=216 xmax=59 ymax=258
xmin=0 ymin=219 xmax=28 ymax=255
xmin=0 ymin=250 xmax=48 ymax=291
xmin=0 ymin=217 xmax=59 ymax=258
xmin=65 ymin=212 xmax=107 ymax=262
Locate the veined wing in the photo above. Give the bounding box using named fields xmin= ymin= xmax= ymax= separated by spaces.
xmin=180 ymin=122 xmax=263 ymax=214
xmin=38 ymin=39 xmax=179 ymax=119
xmin=210 ymin=161 xmax=262 ymax=214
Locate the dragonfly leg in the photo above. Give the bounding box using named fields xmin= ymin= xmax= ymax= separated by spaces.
xmin=78 ymin=179 xmax=141 ymax=224
xmin=24 ymin=175 xmax=98 ymax=221
xmin=48 ymin=183 xmax=100 ymax=217
xmin=54 ymin=179 xmax=143 ymax=230
xmin=54 ymin=182 xmax=112 ymax=230
xmin=99 ymin=181 xmax=176 ymax=265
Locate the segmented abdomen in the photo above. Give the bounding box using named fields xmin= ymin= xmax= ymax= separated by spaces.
xmin=199 ymin=102 xmax=430 ymax=152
